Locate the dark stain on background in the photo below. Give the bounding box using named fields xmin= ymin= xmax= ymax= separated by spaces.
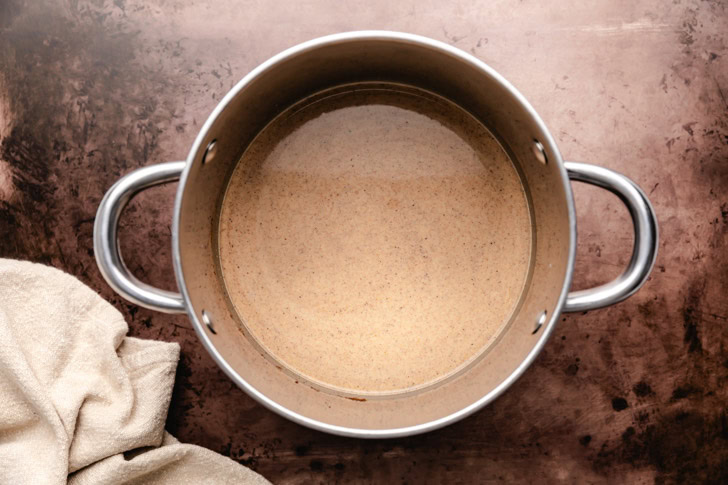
xmin=0 ymin=0 xmax=179 ymax=289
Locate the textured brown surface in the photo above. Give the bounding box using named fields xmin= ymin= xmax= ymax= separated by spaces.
xmin=0 ymin=1 xmax=726 ymax=483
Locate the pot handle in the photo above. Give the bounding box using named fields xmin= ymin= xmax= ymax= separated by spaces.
xmin=93 ymin=161 xmax=187 ymax=314
xmin=563 ymin=161 xmax=658 ymax=312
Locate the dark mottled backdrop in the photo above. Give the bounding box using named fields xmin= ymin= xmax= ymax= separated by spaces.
xmin=1 ymin=0 xmax=727 ymax=483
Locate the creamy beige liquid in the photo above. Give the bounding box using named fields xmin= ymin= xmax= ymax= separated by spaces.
xmin=219 ymin=84 xmax=532 ymax=394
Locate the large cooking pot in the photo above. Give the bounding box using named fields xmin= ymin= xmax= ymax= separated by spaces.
xmin=94 ymin=31 xmax=658 ymax=437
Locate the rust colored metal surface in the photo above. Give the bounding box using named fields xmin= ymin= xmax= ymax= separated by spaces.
xmin=1 ymin=1 xmax=727 ymax=483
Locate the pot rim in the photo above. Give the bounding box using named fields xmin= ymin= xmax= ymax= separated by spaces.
xmin=171 ymin=30 xmax=577 ymax=438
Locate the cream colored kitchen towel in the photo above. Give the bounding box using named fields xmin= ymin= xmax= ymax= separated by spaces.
xmin=0 ymin=259 xmax=270 ymax=485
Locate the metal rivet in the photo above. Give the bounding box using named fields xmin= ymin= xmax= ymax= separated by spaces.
xmin=201 ymin=309 xmax=216 ymax=334
xmin=532 ymin=139 xmax=548 ymax=165
xmin=532 ymin=310 xmax=547 ymax=334
xmin=202 ymin=139 xmax=217 ymax=165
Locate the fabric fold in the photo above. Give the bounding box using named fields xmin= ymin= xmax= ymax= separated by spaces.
xmin=0 ymin=259 xmax=269 ymax=485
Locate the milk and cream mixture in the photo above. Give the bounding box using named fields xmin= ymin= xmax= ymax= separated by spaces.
xmin=219 ymin=85 xmax=532 ymax=393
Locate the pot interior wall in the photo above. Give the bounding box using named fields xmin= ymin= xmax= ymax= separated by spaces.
xmin=176 ymin=34 xmax=572 ymax=431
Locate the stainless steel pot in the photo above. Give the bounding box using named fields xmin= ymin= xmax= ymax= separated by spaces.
xmin=94 ymin=31 xmax=658 ymax=438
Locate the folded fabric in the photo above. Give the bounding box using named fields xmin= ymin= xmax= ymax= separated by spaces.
xmin=0 ymin=259 xmax=269 ymax=484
